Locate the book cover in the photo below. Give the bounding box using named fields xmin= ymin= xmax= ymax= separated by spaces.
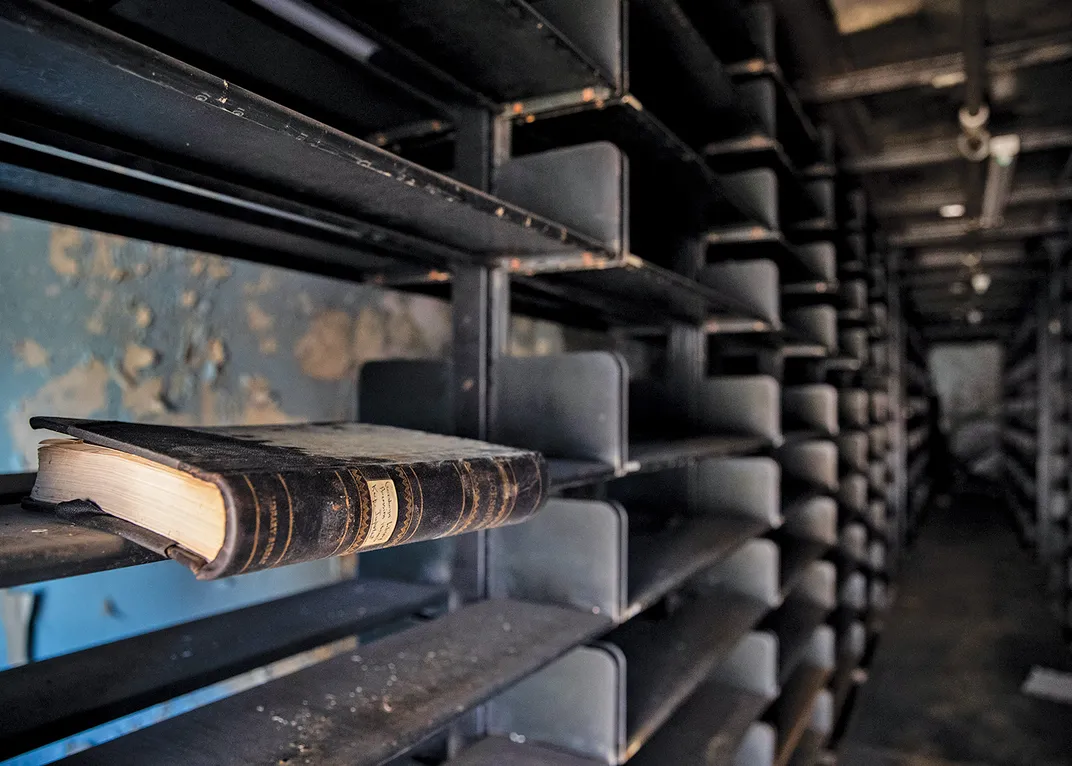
xmin=28 ymin=417 xmax=546 ymax=579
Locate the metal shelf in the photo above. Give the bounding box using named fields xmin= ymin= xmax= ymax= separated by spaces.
xmin=706 ymin=227 xmax=829 ymax=283
xmin=628 ymin=516 xmax=769 ymax=616
xmin=0 ymin=579 xmax=447 ymax=759
xmin=450 ymin=738 xmax=601 ymax=766
xmin=310 ymin=0 xmax=618 ymax=103
xmin=630 ymin=681 xmax=773 ymax=765
xmin=514 ymin=255 xmax=777 ymax=326
xmin=725 ymin=60 xmax=820 ymax=167
xmin=705 ymin=134 xmax=823 ymax=223
xmin=61 ymin=599 xmax=609 ymax=766
xmin=768 ymin=599 xmax=832 ymax=683
xmin=629 ymin=435 xmax=769 ymax=472
xmin=511 ymin=96 xmax=770 ymax=236
xmin=0 ymin=1 xmax=610 ymax=276
xmin=771 ymin=664 xmax=834 ymax=766
xmin=614 ymin=588 xmax=770 ymax=757
xmin=0 ymin=1 xmax=908 ymax=764
xmin=0 ymin=502 xmax=162 ymax=588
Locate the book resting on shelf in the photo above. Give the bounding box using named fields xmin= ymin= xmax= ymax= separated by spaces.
xmin=27 ymin=417 xmax=546 ymax=579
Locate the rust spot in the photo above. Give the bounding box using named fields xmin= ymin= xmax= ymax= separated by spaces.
xmin=461 ymin=378 xmax=475 ymax=392
xmin=494 ymin=207 xmax=505 ymax=217
xmin=14 ymin=339 xmax=49 ymax=369
xmin=427 ymin=270 xmax=450 ymax=282
xmin=750 ymin=226 xmax=764 ymax=239
xmin=509 ymin=258 xmax=522 ymax=271
xmin=753 ymin=322 xmax=765 ymax=332
xmin=582 ymin=87 xmax=596 ymax=102
xmin=748 ymin=59 xmax=764 ymax=73
xmin=512 ymin=102 xmax=524 ymax=115
xmin=525 ymin=115 xmax=535 ymax=123
xmin=134 ymin=304 xmax=153 ymax=329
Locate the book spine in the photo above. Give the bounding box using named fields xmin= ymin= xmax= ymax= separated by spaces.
xmin=200 ymin=454 xmax=546 ymax=579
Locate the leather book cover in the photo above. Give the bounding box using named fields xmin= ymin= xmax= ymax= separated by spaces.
xmin=28 ymin=417 xmax=547 ymax=579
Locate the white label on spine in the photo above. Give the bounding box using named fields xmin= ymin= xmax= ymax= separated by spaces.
xmin=361 ymin=479 xmax=398 ymax=548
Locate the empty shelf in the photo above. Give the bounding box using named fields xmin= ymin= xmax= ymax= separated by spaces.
xmin=62 ymin=600 xmax=610 ymax=766
xmin=517 ymin=255 xmax=774 ymax=325
xmin=512 ymin=96 xmax=767 ymax=234
xmin=317 ymin=0 xmax=616 ymax=102
xmin=628 ymin=515 xmax=769 ymax=616
xmin=0 ymin=1 xmax=607 ymax=276
xmin=548 ymin=459 xmax=619 ymax=491
xmin=0 ymin=579 xmax=447 ymax=759
xmin=779 ymin=538 xmax=832 ymax=599
xmin=726 ymin=60 xmax=820 ymax=167
xmin=612 ymin=589 xmax=770 ymax=757
xmin=706 ymin=227 xmax=826 ymax=282
xmin=629 ymin=435 xmax=770 ymax=473
xmin=769 ymin=598 xmax=831 ymax=683
xmin=630 ymin=681 xmax=773 ymax=765
xmin=771 ymin=664 xmax=832 ymax=766
xmin=450 ymin=737 xmax=602 ymax=766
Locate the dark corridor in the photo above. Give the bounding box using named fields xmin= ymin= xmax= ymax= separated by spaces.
xmin=841 ymin=492 xmax=1072 ymax=766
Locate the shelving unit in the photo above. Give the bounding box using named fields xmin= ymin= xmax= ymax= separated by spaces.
xmin=903 ymin=327 xmax=934 ymax=542
xmin=998 ymin=241 xmax=1072 ymax=639
xmin=1064 ymin=255 xmax=1072 ymax=643
xmin=0 ymin=1 xmax=917 ymax=764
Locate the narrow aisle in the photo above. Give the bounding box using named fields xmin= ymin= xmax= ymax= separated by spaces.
xmin=840 ymin=492 xmax=1072 ymax=766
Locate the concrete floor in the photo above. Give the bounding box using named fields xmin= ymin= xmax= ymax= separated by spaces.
xmin=840 ymin=492 xmax=1072 ymax=766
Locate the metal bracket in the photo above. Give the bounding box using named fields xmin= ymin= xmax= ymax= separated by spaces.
xmin=486 ymin=643 xmax=626 ymax=765
xmin=783 ymin=385 xmax=839 ymax=436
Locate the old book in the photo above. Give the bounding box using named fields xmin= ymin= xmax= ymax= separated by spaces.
xmin=28 ymin=417 xmax=546 ymax=579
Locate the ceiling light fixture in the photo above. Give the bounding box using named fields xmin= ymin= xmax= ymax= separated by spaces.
xmin=967 ymin=308 xmax=983 ymax=325
xmin=971 ymin=272 xmax=991 ymax=294
xmin=939 ymin=203 xmax=966 ymax=218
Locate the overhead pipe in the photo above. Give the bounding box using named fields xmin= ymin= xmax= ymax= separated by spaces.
xmin=958 ymin=0 xmax=990 ymax=167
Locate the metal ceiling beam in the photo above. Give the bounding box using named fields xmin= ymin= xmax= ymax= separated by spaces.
xmin=906 ymin=245 xmax=1026 ymax=269
xmin=799 ymin=31 xmax=1072 ymax=103
xmin=910 ymin=290 xmax=1030 ymax=306
xmin=875 ymin=183 xmax=1072 ymax=217
xmin=843 ymin=127 xmax=1072 ymax=174
xmin=889 ymin=219 xmax=1067 ymax=247
xmin=920 ymin=323 xmax=1015 ymax=340
xmin=903 ymin=267 xmax=1042 ymax=285
xmin=912 ymin=299 xmax=1027 ymax=314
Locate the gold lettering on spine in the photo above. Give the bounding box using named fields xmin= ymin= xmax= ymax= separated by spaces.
xmin=238 ymin=474 xmax=261 ymax=573
xmin=274 ymin=474 xmax=294 ymax=565
xmin=481 ymin=466 xmax=500 ymax=530
xmin=258 ymin=491 xmax=278 ymax=565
